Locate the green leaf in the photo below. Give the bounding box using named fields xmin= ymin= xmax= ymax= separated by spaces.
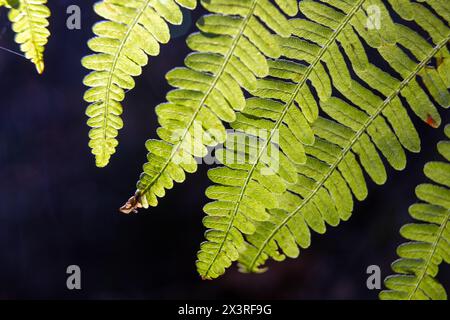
xmin=380 ymin=130 xmax=450 ymax=300
xmin=83 ymin=0 xmax=197 ymax=168
xmin=199 ymin=0 xmax=449 ymax=279
xmin=7 ymin=0 xmax=50 ymax=74
xmin=122 ymin=0 xmax=297 ymax=216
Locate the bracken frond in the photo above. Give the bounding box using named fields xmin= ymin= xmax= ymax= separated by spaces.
xmin=121 ymin=0 xmax=299 ymax=214
xmin=6 ymin=0 xmax=50 ymax=74
xmin=198 ymin=0 xmax=450 ymax=279
xmin=82 ymin=0 xmax=197 ymax=168
xmin=380 ymin=124 xmax=450 ymax=300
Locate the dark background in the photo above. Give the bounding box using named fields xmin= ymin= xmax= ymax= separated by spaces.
xmin=0 ymin=0 xmax=448 ymax=299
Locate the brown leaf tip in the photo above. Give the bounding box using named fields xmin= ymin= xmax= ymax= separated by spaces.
xmin=426 ymin=114 xmax=439 ymax=128
xmin=119 ymin=191 xmax=143 ymax=214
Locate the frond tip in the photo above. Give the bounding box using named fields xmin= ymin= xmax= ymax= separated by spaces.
xmin=380 ymin=125 xmax=450 ymax=301
xmin=119 ymin=191 xmax=146 ymax=214
xmin=83 ymin=0 xmax=197 ymax=168
xmin=127 ymin=0 xmax=297 ymax=212
xmin=7 ymin=0 xmax=50 ymax=74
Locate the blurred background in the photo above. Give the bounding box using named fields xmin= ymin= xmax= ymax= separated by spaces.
xmin=0 ymin=0 xmax=448 ymax=299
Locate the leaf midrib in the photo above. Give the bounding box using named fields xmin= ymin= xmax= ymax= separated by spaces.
xmin=101 ymin=0 xmax=151 ymax=154
xmin=139 ymin=0 xmax=260 ymax=204
xmin=247 ymin=34 xmax=450 ymax=271
xmin=21 ymin=0 xmax=43 ymax=68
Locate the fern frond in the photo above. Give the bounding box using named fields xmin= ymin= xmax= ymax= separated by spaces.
xmin=198 ymin=0 xmax=450 ymax=279
xmin=6 ymin=0 xmax=50 ymax=74
xmin=82 ymin=0 xmax=197 ymax=168
xmin=380 ymin=125 xmax=450 ymax=300
xmin=121 ymin=0 xmax=298 ymax=214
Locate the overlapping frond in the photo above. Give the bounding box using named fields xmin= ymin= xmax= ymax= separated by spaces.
xmin=199 ymin=0 xmax=450 ymax=279
xmin=380 ymin=125 xmax=450 ymax=300
xmin=83 ymin=0 xmax=197 ymax=168
xmin=121 ymin=0 xmax=298 ymax=214
xmin=5 ymin=0 xmax=50 ymax=74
